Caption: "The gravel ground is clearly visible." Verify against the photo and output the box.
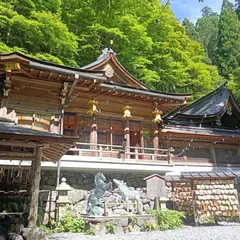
[49,225,240,240]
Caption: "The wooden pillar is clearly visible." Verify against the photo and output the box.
[124,119,130,159]
[110,118,113,151]
[140,123,144,157]
[210,144,217,165]
[153,123,159,155]
[1,77,11,108]
[90,114,97,154]
[28,147,42,228]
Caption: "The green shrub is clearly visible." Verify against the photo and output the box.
[86,228,96,235]
[198,214,215,225]
[143,221,157,232]
[40,225,53,234]
[106,221,115,234]
[59,214,86,233]
[150,209,185,231]
[128,216,137,226]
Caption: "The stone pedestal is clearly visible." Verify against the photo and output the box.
[56,178,73,220]
[159,197,168,211]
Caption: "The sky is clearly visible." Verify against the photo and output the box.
[162,0,235,23]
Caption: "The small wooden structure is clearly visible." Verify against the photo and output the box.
[144,174,167,210]
[166,171,240,225]
[0,117,77,228]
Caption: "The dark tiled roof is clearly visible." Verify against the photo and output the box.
[165,171,240,182]
[166,84,240,122]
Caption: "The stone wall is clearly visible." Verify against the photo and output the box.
[40,170,148,190]
[40,170,156,225]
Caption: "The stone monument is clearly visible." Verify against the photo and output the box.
[86,173,112,216]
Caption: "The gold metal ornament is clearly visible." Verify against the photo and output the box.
[122,106,132,120]
[87,100,99,116]
[152,110,163,123]
[5,63,21,72]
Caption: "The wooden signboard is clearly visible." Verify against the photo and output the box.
[144,174,167,198]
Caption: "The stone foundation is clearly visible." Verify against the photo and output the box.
[40,170,156,225]
[85,214,157,234]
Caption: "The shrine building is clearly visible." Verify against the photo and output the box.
[1,49,240,226]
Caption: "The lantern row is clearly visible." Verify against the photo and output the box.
[87,100,163,123]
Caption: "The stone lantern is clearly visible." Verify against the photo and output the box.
[56,177,73,204]
[56,178,73,220]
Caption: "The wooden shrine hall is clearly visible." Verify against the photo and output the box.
[162,84,240,167]
[2,48,240,229]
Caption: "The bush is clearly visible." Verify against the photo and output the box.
[106,221,115,234]
[86,228,96,235]
[59,214,86,233]
[143,221,157,231]
[150,209,185,231]
[198,214,215,225]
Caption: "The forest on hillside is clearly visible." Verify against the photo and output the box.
[0,0,239,101]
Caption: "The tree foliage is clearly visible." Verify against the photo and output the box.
[216,0,240,78]
[0,0,221,100]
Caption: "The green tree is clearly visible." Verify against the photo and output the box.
[217,0,240,77]
[0,0,220,99]
[195,7,219,64]
[182,18,199,42]
[0,1,78,65]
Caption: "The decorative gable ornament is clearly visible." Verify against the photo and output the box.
[103,64,114,78]
[87,100,99,116]
[152,110,163,123]
[122,106,132,120]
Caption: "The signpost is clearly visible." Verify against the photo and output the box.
[144,174,167,210]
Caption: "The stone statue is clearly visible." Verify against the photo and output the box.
[113,179,141,213]
[86,173,112,215]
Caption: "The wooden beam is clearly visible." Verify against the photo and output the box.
[0,156,35,161]
[0,151,34,157]
[19,68,36,78]
[11,76,63,87]
[0,140,38,148]
[67,74,79,98]
[8,104,60,114]
[47,72,52,80]
[10,92,60,106]
[56,74,62,81]
[28,147,42,228]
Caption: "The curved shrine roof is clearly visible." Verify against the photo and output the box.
[166,84,240,128]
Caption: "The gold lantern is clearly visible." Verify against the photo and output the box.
[122,106,132,120]
[87,100,99,115]
[152,110,163,123]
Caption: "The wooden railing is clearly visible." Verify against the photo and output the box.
[66,142,173,163]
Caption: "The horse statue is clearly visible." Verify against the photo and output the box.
[86,172,112,216]
[113,179,141,214]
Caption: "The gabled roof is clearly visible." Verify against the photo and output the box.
[165,171,239,182]
[0,51,191,112]
[81,48,148,89]
[0,52,106,81]
[166,84,240,128]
